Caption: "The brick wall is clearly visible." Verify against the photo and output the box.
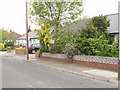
[15,50,26,55]
[41,53,118,71]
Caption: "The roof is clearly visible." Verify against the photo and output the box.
[63,13,119,34]
[9,30,22,40]
[64,19,90,34]
[18,30,39,40]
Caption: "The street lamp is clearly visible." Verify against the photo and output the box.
[26,0,29,60]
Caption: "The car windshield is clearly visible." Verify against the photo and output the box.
[35,44,40,47]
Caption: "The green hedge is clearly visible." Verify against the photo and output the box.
[15,48,26,51]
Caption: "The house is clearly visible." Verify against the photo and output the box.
[9,30,22,40]
[107,13,118,42]
[16,30,39,46]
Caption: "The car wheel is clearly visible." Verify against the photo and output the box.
[32,50,36,54]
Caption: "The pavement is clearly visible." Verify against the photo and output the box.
[2,51,118,85]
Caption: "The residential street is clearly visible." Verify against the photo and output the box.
[1,53,117,88]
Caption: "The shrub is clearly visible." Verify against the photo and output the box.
[1,48,7,51]
[74,36,111,57]
[19,43,23,47]
[4,40,15,48]
[49,42,64,54]
[109,42,118,57]
[64,43,75,61]
[0,43,5,50]
[38,46,49,56]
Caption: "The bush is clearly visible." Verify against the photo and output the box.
[0,43,5,50]
[49,43,64,54]
[64,43,75,61]
[38,46,49,56]
[4,40,15,48]
[109,42,118,57]
[1,48,7,51]
[19,43,23,47]
[74,36,112,57]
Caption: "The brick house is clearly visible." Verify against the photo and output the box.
[9,30,22,40]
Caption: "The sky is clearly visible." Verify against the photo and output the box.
[0,0,120,35]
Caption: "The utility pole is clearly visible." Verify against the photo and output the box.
[26,0,29,60]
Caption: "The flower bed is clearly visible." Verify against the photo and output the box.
[15,48,27,55]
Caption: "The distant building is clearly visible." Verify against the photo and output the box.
[9,30,22,40]
[16,30,39,46]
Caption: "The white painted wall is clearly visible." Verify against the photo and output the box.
[107,14,118,33]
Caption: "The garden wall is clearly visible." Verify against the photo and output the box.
[15,50,26,55]
[41,53,118,71]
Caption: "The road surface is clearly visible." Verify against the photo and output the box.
[1,52,117,88]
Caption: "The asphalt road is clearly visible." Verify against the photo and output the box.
[2,54,117,88]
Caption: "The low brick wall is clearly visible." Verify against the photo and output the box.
[15,50,26,55]
[41,53,118,71]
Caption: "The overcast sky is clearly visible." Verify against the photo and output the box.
[0,0,120,35]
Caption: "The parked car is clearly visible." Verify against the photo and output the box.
[28,43,40,54]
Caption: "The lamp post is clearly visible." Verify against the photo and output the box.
[26,0,29,60]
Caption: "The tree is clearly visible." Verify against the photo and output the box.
[92,15,111,43]
[30,1,83,28]
[0,28,9,43]
[35,19,53,54]
[79,24,98,38]
[92,15,110,35]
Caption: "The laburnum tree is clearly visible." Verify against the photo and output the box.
[35,19,53,54]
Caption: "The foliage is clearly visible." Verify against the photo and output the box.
[35,19,53,54]
[92,15,110,33]
[0,28,9,43]
[0,43,5,50]
[0,48,7,51]
[109,42,119,57]
[49,28,75,54]
[4,40,15,48]
[49,43,63,54]
[30,1,83,27]
[74,35,114,57]
[91,15,111,42]
[35,19,53,47]
[19,43,23,47]
[38,46,49,56]
[79,24,98,38]
[65,43,75,60]
[15,48,26,51]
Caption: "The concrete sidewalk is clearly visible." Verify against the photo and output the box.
[3,52,118,85]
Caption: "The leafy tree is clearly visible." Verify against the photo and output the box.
[49,27,75,54]
[0,28,9,43]
[92,15,110,33]
[35,19,53,54]
[79,24,98,38]
[30,1,83,28]
[109,41,119,57]
[91,15,111,41]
